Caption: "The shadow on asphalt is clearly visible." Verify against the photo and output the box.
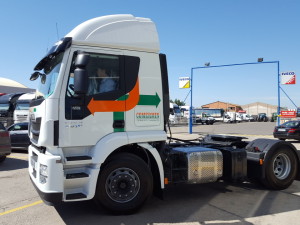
[0,157,28,171]
[54,181,300,225]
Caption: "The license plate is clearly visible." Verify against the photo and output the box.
[278,128,286,132]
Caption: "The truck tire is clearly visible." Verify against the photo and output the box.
[261,147,298,190]
[0,155,6,163]
[94,153,153,214]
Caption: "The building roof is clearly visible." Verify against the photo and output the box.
[0,77,27,88]
[241,102,278,108]
[202,101,241,108]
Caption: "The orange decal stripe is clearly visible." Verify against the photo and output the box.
[87,79,140,114]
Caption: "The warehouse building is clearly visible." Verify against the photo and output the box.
[241,102,279,117]
[201,101,281,118]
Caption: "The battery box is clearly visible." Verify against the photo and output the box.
[170,146,223,184]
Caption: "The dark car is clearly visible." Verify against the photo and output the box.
[0,122,11,162]
[257,113,268,122]
[273,120,300,141]
[7,122,30,150]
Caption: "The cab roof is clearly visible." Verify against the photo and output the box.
[66,14,160,53]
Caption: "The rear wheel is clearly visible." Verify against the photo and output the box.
[262,147,297,190]
[94,153,153,214]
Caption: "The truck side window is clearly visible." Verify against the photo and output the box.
[86,54,120,95]
[66,53,120,98]
[65,52,121,120]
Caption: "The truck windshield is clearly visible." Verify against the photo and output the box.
[36,52,64,99]
[174,107,181,114]
[15,102,30,110]
[0,103,9,111]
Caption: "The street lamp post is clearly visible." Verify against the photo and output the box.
[189,60,280,134]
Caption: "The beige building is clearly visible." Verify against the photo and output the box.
[201,101,281,117]
[241,102,279,117]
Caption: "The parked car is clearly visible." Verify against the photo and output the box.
[0,122,11,162]
[240,113,254,122]
[273,120,300,141]
[7,122,30,150]
[195,112,215,125]
[257,113,268,122]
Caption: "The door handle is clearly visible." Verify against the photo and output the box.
[113,120,125,129]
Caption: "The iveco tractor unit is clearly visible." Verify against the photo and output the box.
[0,93,24,127]
[28,15,300,213]
[13,92,36,123]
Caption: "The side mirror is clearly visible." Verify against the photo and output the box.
[74,53,90,94]
[75,52,90,67]
[30,72,42,81]
[41,74,46,84]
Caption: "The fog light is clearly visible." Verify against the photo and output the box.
[40,164,48,177]
[40,175,47,184]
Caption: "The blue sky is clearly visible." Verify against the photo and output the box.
[1,0,299,109]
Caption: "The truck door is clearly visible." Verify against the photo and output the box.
[61,48,126,147]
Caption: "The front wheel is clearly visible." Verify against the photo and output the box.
[262,147,298,190]
[94,153,153,214]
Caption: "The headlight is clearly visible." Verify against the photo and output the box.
[39,164,48,184]
[40,164,48,176]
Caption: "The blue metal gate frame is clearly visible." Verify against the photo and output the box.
[189,61,283,134]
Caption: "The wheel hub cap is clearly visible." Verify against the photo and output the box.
[105,167,140,203]
[273,153,291,180]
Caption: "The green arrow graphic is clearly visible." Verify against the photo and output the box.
[138,92,161,107]
[117,93,161,107]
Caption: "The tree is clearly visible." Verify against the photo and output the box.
[174,99,185,106]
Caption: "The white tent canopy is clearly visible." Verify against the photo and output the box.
[0,77,35,94]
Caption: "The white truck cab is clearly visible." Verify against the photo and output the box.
[224,112,242,123]
[13,92,35,123]
[28,15,169,212]
[169,103,182,124]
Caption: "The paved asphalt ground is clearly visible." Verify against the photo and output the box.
[170,121,276,137]
[1,122,300,225]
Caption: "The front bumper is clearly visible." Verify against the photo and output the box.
[28,145,64,204]
[273,133,300,140]
[30,176,63,205]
